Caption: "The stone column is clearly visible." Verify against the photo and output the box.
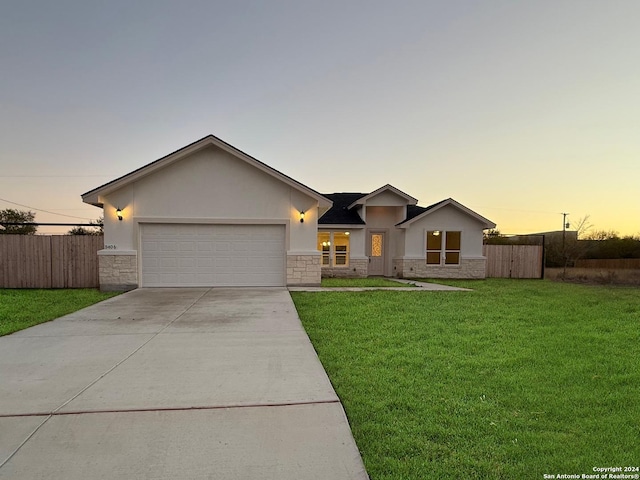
[98,250,138,291]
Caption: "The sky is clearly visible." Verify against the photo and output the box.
[1,0,638,236]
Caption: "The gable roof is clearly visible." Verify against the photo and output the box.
[318,193,367,225]
[81,134,332,208]
[347,184,418,209]
[398,198,496,229]
[403,200,447,222]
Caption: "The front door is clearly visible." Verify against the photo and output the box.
[368,232,385,276]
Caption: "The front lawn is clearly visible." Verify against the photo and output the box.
[0,289,118,336]
[291,279,640,479]
[321,278,409,287]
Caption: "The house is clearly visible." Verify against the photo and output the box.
[82,135,331,291]
[318,185,495,279]
[82,135,495,291]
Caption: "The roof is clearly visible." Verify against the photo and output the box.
[318,193,367,225]
[398,198,496,229]
[402,199,448,223]
[347,184,417,209]
[318,192,495,229]
[81,134,332,209]
[319,185,422,225]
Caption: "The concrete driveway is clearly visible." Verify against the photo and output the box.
[0,288,369,479]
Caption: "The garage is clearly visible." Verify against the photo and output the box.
[83,135,332,290]
[140,223,286,287]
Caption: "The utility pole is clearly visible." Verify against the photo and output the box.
[562,213,569,249]
[562,213,569,276]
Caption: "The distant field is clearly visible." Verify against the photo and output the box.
[292,279,640,480]
[546,267,640,285]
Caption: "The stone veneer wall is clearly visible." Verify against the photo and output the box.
[392,258,404,277]
[287,254,321,286]
[98,252,138,292]
[395,257,487,279]
[320,258,368,278]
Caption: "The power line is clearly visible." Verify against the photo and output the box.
[0,175,112,178]
[469,205,560,215]
[0,197,94,220]
[1,223,98,226]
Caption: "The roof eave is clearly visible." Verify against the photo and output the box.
[318,223,367,229]
[81,192,103,207]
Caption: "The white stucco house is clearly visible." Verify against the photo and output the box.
[319,186,497,279]
[82,135,495,291]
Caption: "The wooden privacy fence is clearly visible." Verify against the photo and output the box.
[483,244,544,279]
[0,235,103,288]
[575,258,640,269]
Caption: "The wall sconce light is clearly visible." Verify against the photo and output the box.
[432,230,440,236]
[116,207,123,221]
[299,211,305,223]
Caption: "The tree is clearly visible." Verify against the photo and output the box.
[582,233,640,259]
[90,216,104,235]
[583,230,619,241]
[0,209,37,235]
[67,217,104,236]
[544,215,592,269]
[571,215,593,240]
[560,215,592,274]
[483,229,513,245]
[484,228,502,239]
[67,226,92,235]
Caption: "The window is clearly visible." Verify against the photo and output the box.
[426,231,442,264]
[371,234,383,257]
[317,232,330,266]
[333,233,349,266]
[426,230,460,265]
[445,231,461,265]
[317,231,350,267]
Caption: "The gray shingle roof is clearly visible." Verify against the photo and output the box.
[398,199,449,225]
[319,193,449,226]
[318,193,367,225]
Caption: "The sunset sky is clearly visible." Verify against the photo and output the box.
[1,1,638,236]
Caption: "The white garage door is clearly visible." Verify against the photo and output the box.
[140,224,285,287]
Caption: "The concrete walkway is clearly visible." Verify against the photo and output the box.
[289,278,471,292]
[0,288,369,480]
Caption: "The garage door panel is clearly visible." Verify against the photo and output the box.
[197,242,212,252]
[141,224,285,287]
[215,243,231,253]
[159,242,177,252]
[178,242,194,251]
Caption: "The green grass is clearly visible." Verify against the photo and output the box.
[0,289,118,336]
[291,279,640,479]
[321,277,410,287]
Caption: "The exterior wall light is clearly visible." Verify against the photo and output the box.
[116,208,123,221]
[300,211,305,223]
[433,230,440,236]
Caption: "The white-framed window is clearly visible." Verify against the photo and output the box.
[426,230,461,265]
[317,231,350,267]
[318,232,331,266]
